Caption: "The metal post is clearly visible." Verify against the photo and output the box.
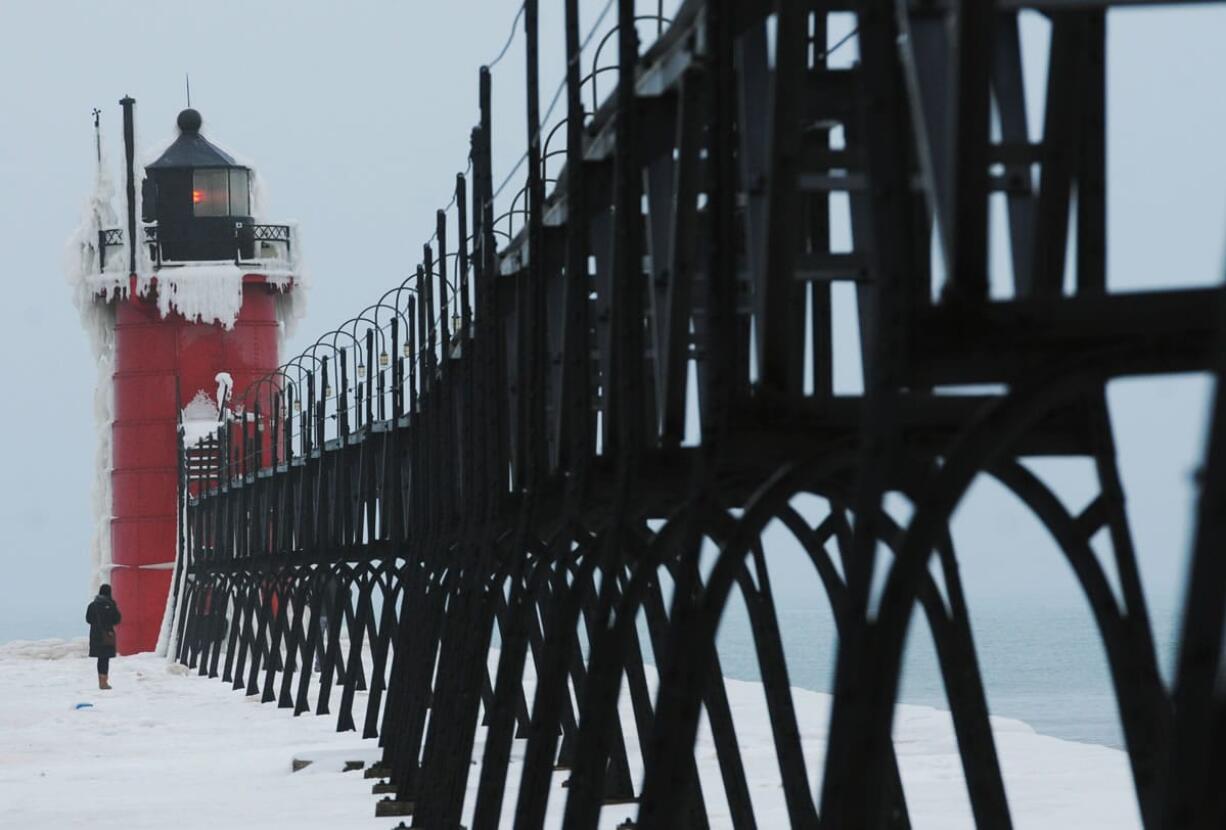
[119,96,138,277]
[92,107,102,164]
[437,211,450,348]
[457,175,471,335]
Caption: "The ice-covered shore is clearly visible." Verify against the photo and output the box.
[0,638,1140,828]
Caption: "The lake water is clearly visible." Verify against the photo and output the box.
[698,594,1182,750]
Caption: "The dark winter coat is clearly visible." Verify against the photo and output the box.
[86,594,122,658]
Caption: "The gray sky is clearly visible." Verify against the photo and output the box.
[0,1,1224,652]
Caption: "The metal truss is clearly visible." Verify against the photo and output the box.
[173,0,1226,827]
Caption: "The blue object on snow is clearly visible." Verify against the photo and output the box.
[74,702,94,710]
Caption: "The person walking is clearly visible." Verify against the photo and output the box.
[86,584,121,690]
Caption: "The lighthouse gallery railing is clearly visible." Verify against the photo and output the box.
[99,222,293,269]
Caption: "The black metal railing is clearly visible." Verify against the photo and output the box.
[97,222,292,270]
[170,1,1226,828]
[237,222,292,266]
[97,226,146,271]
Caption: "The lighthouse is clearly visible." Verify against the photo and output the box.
[76,100,300,654]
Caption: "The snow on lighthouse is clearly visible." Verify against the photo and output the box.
[68,98,305,655]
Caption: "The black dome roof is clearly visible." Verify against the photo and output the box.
[147,109,245,170]
[177,108,202,133]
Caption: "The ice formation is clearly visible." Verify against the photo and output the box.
[88,352,115,594]
[215,371,234,406]
[0,637,88,661]
[66,132,120,598]
[179,389,222,448]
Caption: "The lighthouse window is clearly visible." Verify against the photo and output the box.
[228,169,250,216]
[192,169,229,217]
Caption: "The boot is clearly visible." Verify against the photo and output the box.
[99,674,112,690]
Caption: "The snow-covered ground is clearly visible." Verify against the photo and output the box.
[0,638,1141,828]
[0,639,381,830]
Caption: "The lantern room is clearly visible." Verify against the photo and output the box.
[141,108,256,263]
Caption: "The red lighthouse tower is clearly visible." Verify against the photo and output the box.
[94,103,297,654]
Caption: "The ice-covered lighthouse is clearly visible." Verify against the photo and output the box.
[70,99,302,654]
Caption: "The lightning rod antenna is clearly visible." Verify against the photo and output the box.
[92,108,102,165]
[185,74,191,108]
